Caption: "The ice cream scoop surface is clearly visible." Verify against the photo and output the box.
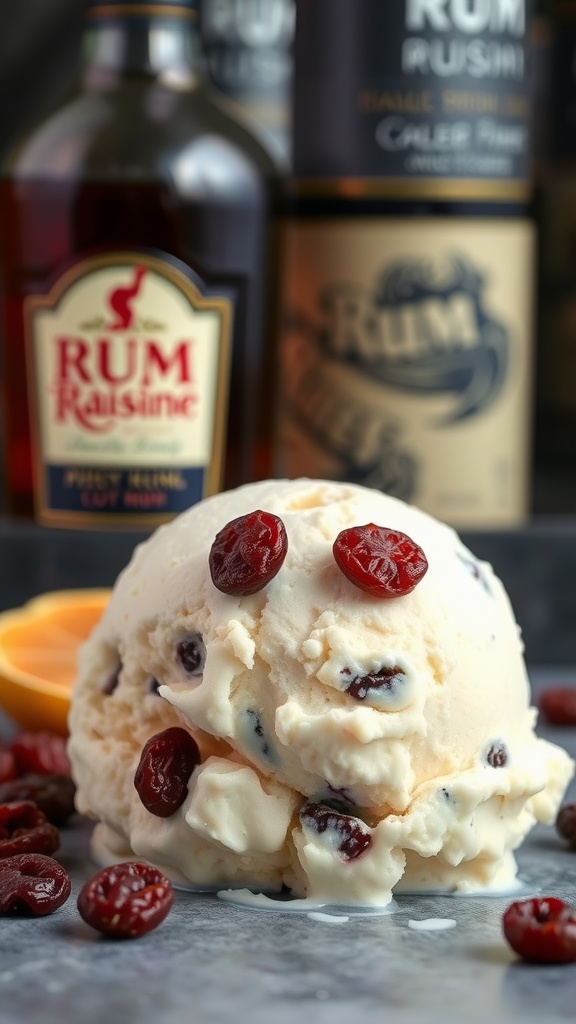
[68,479,574,906]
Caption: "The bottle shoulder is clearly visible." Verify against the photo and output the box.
[4,80,279,197]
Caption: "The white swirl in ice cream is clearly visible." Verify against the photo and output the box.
[68,479,574,906]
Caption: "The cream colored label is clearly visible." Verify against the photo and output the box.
[25,253,232,526]
[274,217,534,529]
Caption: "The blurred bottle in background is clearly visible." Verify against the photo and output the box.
[0,0,279,528]
[529,0,552,173]
[200,0,295,168]
[274,0,536,530]
[535,0,576,509]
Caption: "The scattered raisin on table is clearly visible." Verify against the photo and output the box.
[556,803,576,850]
[10,731,71,776]
[0,773,76,826]
[77,861,174,938]
[0,853,71,916]
[502,896,576,963]
[0,801,60,859]
[0,741,17,784]
[538,687,576,726]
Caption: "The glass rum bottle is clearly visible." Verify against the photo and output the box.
[274,0,535,529]
[0,0,279,527]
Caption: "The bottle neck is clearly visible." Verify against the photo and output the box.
[81,9,204,88]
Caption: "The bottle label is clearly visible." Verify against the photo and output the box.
[25,252,232,527]
[294,0,532,199]
[275,216,534,528]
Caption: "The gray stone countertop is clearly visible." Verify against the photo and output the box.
[0,671,575,1024]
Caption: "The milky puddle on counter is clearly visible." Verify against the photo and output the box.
[215,873,535,918]
[408,918,457,931]
[216,888,398,917]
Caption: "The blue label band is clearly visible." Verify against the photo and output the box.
[45,466,205,517]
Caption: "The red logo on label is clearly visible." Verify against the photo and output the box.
[48,263,199,433]
[107,265,147,330]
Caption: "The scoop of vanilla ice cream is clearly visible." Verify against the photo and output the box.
[68,478,574,905]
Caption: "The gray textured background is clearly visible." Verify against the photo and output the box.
[0,0,82,162]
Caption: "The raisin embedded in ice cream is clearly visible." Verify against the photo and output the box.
[68,479,574,906]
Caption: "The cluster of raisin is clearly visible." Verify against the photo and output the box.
[0,730,75,919]
[0,729,173,937]
[502,687,576,962]
[209,510,428,598]
[0,729,75,824]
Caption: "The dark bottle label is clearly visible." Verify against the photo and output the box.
[294,0,533,199]
[25,252,233,527]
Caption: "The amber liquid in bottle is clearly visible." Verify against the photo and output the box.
[0,2,279,525]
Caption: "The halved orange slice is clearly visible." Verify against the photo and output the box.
[0,589,110,735]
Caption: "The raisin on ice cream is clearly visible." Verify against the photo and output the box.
[68,479,574,906]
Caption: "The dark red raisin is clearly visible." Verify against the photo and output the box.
[556,803,576,850]
[0,742,17,784]
[486,742,508,767]
[502,896,576,963]
[176,633,206,675]
[10,731,71,776]
[538,688,576,726]
[77,861,173,938]
[209,510,288,596]
[0,801,60,859]
[333,524,428,598]
[0,774,76,827]
[134,727,201,817]
[300,802,372,861]
[0,853,71,916]
[344,665,405,702]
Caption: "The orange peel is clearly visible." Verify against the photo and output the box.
[0,589,110,735]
